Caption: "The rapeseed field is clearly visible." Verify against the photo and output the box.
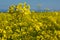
[0,2,60,40]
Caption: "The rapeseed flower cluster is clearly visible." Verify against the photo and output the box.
[8,2,31,15]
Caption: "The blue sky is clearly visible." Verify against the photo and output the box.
[0,0,60,11]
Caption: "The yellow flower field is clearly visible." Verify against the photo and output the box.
[0,2,60,40]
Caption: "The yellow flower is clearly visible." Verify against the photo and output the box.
[37,36,40,39]
[15,29,20,33]
[3,30,6,34]
[29,26,33,31]
[0,29,3,33]
[3,34,7,38]
[1,37,5,40]
[38,22,43,26]
[56,31,60,34]
[34,24,40,31]
[55,12,58,15]
[22,31,26,35]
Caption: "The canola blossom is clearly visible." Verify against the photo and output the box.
[0,2,60,40]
